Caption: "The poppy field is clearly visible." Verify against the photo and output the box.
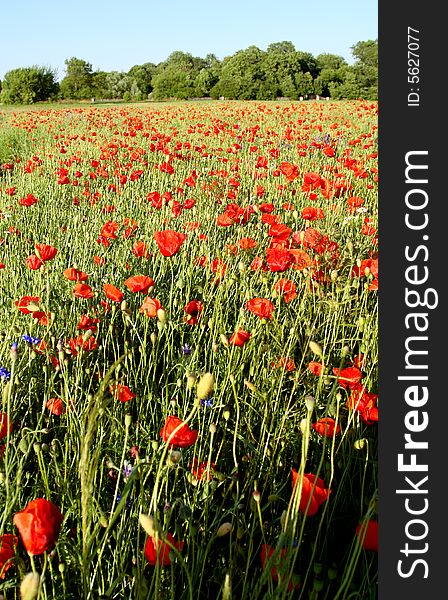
[0,99,378,599]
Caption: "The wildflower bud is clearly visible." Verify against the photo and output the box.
[222,572,232,600]
[313,579,325,592]
[209,423,217,434]
[150,332,157,345]
[186,373,196,390]
[208,318,214,329]
[196,372,215,401]
[223,406,231,421]
[253,204,260,213]
[58,563,65,574]
[167,450,182,465]
[244,379,257,392]
[313,562,323,575]
[356,258,362,268]
[151,440,159,451]
[341,345,350,357]
[354,438,368,450]
[252,490,261,503]
[220,334,229,347]
[309,341,323,358]
[229,373,236,385]
[212,342,219,353]
[364,266,371,277]
[216,522,233,537]
[280,510,287,528]
[157,308,166,323]
[300,418,309,434]
[10,341,18,362]
[139,514,158,537]
[125,414,133,429]
[330,270,338,281]
[82,329,93,343]
[292,210,299,220]
[305,395,315,412]
[20,572,40,600]
[121,300,127,312]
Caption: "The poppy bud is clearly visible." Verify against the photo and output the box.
[216,522,232,537]
[196,373,215,401]
[220,334,229,347]
[150,333,157,345]
[186,373,196,390]
[331,270,338,281]
[244,379,257,392]
[223,406,231,421]
[309,341,323,358]
[139,514,158,537]
[212,343,219,353]
[157,308,166,323]
[20,572,40,600]
[305,395,315,411]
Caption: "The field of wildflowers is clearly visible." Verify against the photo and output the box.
[0,99,378,599]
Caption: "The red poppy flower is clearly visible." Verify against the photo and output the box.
[77,314,99,331]
[160,416,198,448]
[245,298,275,320]
[271,356,296,371]
[347,385,378,425]
[333,366,363,389]
[237,237,258,250]
[109,383,136,403]
[302,207,325,221]
[63,268,88,282]
[124,275,154,294]
[260,544,300,591]
[312,417,341,437]
[35,244,58,261]
[103,284,124,303]
[144,532,184,566]
[279,161,299,183]
[308,361,325,376]
[291,470,330,516]
[229,328,251,347]
[73,283,94,299]
[46,398,66,416]
[268,223,292,241]
[154,230,186,257]
[100,221,119,239]
[0,413,13,439]
[132,241,150,259]
[190,457,216,481]
[19,194,38,207]
[15,296,41,314]
[26,255,43,270]
[0,534,17,579]
[273,278,297,303]
[68,335,98,356]
[139,297,162,318]
[13,498,64,555]
[356,519,378,552]
[184,300,203,325]
[265,248,291,272]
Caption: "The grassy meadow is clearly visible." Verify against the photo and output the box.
[0,99,378,599]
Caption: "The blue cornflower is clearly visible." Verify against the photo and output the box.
[22,334,41,345]
[182,343,192,356]
[0,367,11,380]
[200,398,213,408]
[122,460,134,479]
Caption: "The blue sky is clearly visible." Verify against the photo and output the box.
[0,0,377,81]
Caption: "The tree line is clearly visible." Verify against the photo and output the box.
[0,40,377,105]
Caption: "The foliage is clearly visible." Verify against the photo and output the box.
[0,66,59,105]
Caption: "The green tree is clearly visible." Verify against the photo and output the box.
[210,46,274,100]
[0,66,58,104]
[128,63,156,98]
[59,57,94,99]
[350,40,378,100]
[151,51,206,100]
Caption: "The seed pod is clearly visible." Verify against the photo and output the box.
[216,522,233,537]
